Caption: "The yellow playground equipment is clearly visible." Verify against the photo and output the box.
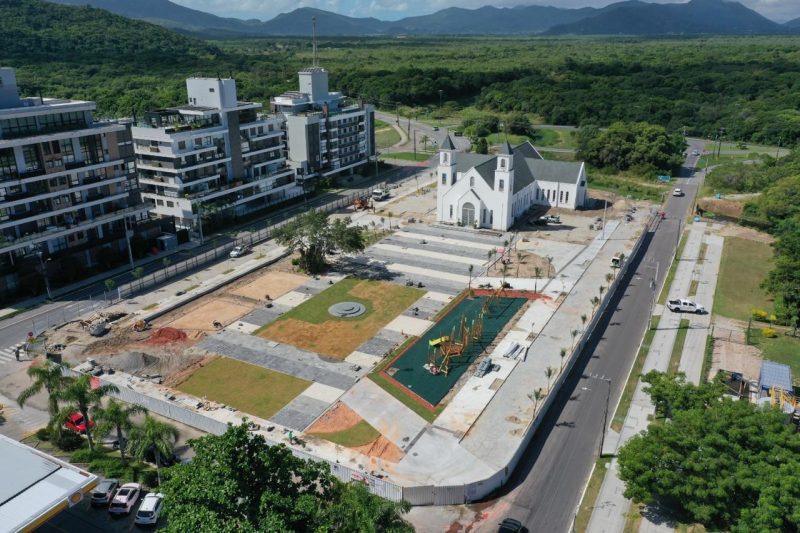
[427,312,486,376]
[770,386,799,411]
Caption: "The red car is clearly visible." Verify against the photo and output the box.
[64,412,94,433]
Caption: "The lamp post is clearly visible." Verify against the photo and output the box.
[588,374,612,457]
[36,245,52,300]
[123,217,135,270]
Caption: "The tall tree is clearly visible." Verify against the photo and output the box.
[275,210,366,274]
[17,359,69,417]
[55,374,119,452]
[159,422,412,532]
[128,415,179,485]
[94,399,147,461]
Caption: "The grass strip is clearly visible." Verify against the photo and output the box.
[667,319,691,376]
[309,420,380,448]
[700,335,715,383]
[574,456,612,533]
[657,231,689,305]
[611,315,660,432]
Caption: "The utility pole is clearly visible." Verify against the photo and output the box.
[36,246,52,300]
[601,199,608,239]
[197,202,204,244]
[123,217,135,270]
[589,374,612,457]
[413,130,417,161]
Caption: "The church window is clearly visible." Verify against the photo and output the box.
[498,179,504,192]
[489,210,494,224]
[449,205,453,217]
[500,159,505,169]
[559,190,564,203]
[469,176,474,187]
[565,191,569,203]
[441,173,447,185]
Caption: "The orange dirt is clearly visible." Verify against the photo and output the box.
[352,435,404,463]
[306,402,362,433]
[229,271,308,301]
[145,327,188,345]
[698,197,745,219]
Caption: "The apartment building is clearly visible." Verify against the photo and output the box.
[271,66,375,181]
[0,68,153,299]
[132,78,299,230]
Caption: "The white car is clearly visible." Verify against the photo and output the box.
[90,478,119,506]
[673,188,684,197]
[134,492,164,525]
[229,245,248,258]
[691,149,699,156]
[108,483,141,515]
[667,298,705,314]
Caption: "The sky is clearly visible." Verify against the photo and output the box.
[170,0,800,23]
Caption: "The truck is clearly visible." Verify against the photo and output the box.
[372,188,389,201]
[667,298,706,314]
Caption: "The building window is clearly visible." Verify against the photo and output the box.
[469,176,474,187]
[500,158,505,169]
[489,210,493,224]
[535,189,539,200]
[166,201,174,208]
[559,190,563,203]
[449,205,453,217]
[441,173,447,185]
[565,191,569,203]
[178,141,186,150]
[209,88,215,93]
[580,180,586,187]
[498,179,504,192]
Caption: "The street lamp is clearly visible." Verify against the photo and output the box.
[123,216,135,270]
[588,374,612,456]
[36,245,52,300]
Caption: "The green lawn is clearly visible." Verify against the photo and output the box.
[575,457,612,532]
[310,420,380,447]
[176,357,311,420]
[749,329,800,378]
[374,118,391,129]
[703,141,776,153]
[698,152,763,169]
[589,174,669,203]
[375,127,401,149]
[540,150,577,162]
[380,151,433,162]
[486,132,532,145]
[668,319,691,375]
[714,237,774,320]
[536,128,577,149]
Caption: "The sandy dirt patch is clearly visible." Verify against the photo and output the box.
[306,401,362,433]
[229,271,308,301]
[351,435,404,463]
[717,224,774,244]
[709,317,763,381]
[162,298,254,334]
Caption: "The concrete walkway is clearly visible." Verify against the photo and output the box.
[587,222,705,533]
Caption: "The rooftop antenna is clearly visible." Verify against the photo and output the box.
[312,16,318,68]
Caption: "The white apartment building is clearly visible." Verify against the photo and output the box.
[272,67,375,181]
[133,78,300,229]
[436,137,588,231]
[0,67,152,300]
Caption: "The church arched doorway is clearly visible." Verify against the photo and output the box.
[461,202,476,226]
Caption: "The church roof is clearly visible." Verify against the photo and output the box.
[451,141,582,193]
[441,134,456,150]
[499,139,513,155]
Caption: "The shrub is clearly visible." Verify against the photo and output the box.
[762,327,778,339]
[752,308,769,321]
[140,469,159,488]
[54,430,84,451]
[768,314,778,323]
[35,428,50,441]
[70,448,102,463]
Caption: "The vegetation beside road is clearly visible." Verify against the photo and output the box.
[713,237,774,320]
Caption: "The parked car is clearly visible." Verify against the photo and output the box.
[432,126,440,131]
[498,518,524,532]
[90,478,119,506]
[667,298,706,314]
[134,492,164,525]
[454,131,464,137]
[673,188,684,197]
[108,483,141,515]
[691,149,700,156]
[64,412,94,433]
[539,214,561,224]
[229,245,249,258]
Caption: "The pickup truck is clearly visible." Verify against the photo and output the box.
[667,298,705,314]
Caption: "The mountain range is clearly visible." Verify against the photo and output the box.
[47,0,799,37]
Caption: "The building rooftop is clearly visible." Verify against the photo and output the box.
[759,360,793,393]
[0,433,97,531]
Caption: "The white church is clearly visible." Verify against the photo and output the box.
[436,136,589,231]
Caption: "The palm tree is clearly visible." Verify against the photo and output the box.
[128,415,179,485]
[17,359,69,417]
[546,255,554,277]
[559,348,568,372]
[501,262,510,287]
[468,264,474,292]
[534,266,542,293]
[56,374,119,452]
[606,272,614,285]
[515,251,526,278]
[527,388,544,415]
[590,296,600,317]
[571,329,580,349]
[581,314,588,331]
[420,134,429,152]
[94,399,147,461]
[545,366,556,391]
[599,286,606,299]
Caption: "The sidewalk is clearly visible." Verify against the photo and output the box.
[586,222,705,533]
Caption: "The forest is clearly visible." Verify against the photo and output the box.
[4,1,800,145]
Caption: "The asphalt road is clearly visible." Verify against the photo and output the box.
[0,164,420,352]
[494,141,705,532]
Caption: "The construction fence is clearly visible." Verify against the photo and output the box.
[117,184,384,300]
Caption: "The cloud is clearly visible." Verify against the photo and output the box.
[171,0,800,23]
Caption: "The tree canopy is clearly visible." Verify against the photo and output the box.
[274,210,365,274]
[618,372,800,532]
[577,122,686,174]
[159,422,412,532]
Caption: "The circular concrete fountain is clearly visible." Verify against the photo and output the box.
[328,301,367,318]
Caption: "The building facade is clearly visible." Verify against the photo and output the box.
[272,67,375,182]
[0,67,152,299]
[436,137,588,231]
[133,78,300,230]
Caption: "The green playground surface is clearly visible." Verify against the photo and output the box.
[385,295,527,407]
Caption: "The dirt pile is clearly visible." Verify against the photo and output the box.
[145,327,188,345]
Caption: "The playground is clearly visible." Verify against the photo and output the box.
[255,277,424,359]
[381,290,529,408]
